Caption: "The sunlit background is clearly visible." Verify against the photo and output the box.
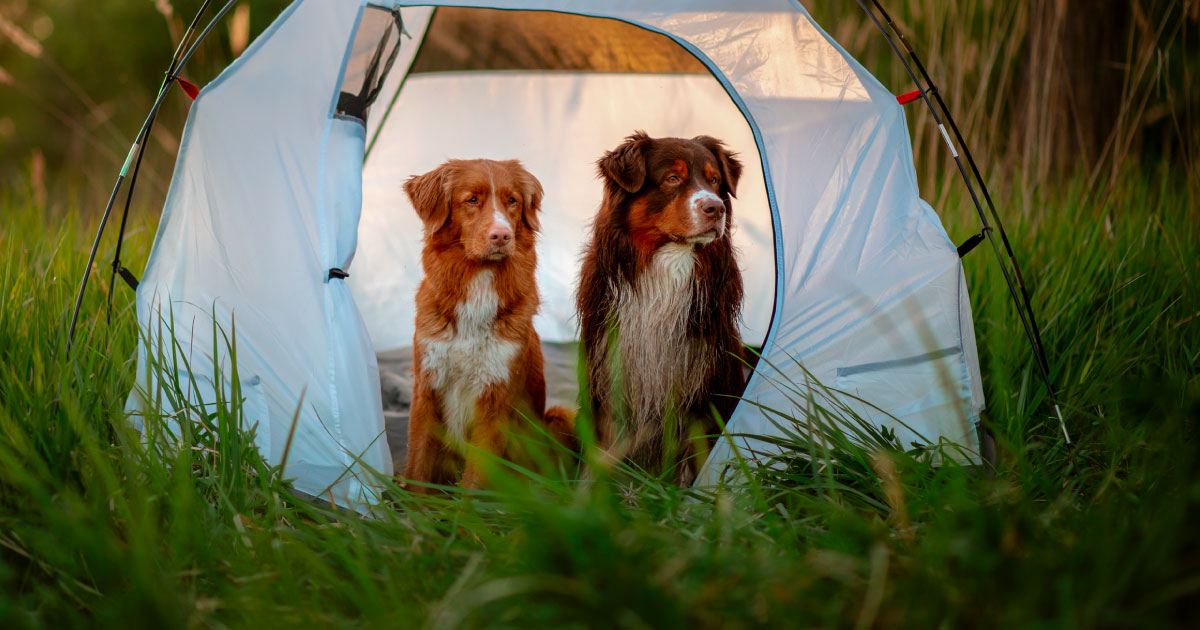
[1,1,1196,213]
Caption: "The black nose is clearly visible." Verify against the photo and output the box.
[701,199,725,216]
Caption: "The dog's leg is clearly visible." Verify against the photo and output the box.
[673,413,712,487]
[404,381,442,494]
[460,386,509,490]
[580,343,628,475]
[579,328,618,449]
[522,332,548,416]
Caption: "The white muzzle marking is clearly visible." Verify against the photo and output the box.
[491,206,512,231]
[686,188,724,244]
[488,166,512,231]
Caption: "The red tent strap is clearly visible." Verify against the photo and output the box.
[175,76,200,100]
[896,89,922,105]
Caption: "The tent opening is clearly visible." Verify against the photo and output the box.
[344,8,779,469]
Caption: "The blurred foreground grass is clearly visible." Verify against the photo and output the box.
[0,156,1197,627]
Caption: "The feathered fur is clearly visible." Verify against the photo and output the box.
[404,159,575,491]
[577,132,746,484]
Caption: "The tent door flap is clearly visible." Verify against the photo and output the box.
[335,7,406,124]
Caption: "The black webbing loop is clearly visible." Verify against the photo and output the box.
[115,265,140,290]
[957,230,988,258]
[328,268,349,281]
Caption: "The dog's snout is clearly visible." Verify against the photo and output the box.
[700,199,725,216]
[488,225,512,244]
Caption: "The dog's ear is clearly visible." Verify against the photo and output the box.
[597,131,650,194]
[404,164,452,231]
[510,161,544,233]
[693,135,743,200]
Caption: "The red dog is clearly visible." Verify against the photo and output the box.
[404,159,573,491]
[577,132,745,484]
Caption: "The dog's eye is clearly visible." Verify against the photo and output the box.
[507,196,518,205]
[709,177,720,186]
[467,196,478,204]
[666,175,680,184]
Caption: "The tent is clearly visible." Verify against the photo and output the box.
[72,0,1061,510]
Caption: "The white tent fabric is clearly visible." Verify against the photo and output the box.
[127,0,402,507]
[127,0,986,508]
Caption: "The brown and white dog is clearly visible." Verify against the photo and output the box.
[577,132,746,485]
[404,159,573,491]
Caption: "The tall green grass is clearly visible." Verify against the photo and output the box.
[1,152,1197,627]
[2,2,1199,624]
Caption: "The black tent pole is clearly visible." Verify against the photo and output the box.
[106,0,219,318]
[865,0,1056,391]
[855,0,1069,444]
[65,0,239,356]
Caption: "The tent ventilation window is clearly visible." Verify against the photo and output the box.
[335,7,405,124]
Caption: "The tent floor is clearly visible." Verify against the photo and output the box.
[377,342,581,475]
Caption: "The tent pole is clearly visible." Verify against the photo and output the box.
[107,0,218,317]
[865,0,1056,387]
[855,0,1069,444]
[65,0,240,357]
[67,174,127,355]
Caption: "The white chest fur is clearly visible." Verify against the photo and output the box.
[420,270,518,444]
[611,243,713,435]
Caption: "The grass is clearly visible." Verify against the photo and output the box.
[0,151,1197,628]
[2,2,1198,624]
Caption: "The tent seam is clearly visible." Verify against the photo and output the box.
[315,1,371,490]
